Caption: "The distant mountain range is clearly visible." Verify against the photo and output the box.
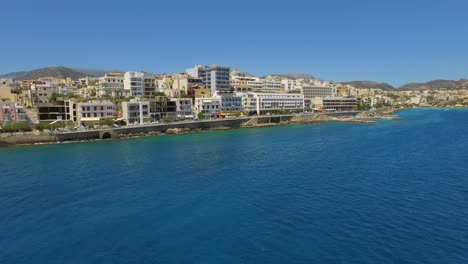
[0,66,117,80]
[341,79,468,90]
[341,81,396,91]
[269,73,315,80]
[1,67,467,91]
[397,79,468,90]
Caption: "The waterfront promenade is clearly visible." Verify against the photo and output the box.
[0,111,368,147]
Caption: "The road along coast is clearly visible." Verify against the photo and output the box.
[0,112,382,147]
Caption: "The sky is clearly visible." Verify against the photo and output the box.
[1,0,467,87]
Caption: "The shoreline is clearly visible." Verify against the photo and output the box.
[0,111,386,148]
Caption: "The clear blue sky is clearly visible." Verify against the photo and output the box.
[1,0,467,87]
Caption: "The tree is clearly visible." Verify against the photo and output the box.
[1,122,33,133]
[197,112,205,120]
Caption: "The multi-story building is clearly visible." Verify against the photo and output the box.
[194,97,221,117]
[98,72,124,96]
[77,100,116,124]
[172,73,203,92]
[28,80,55,106]
[0,102,28,123]
[230,75,263,92]
[170,98,193,118]
[149,96,176,120]
[187,86,211,104]
[214,92,243,113]
[312,96,357,111]
[281,79,297,92]
[260,78,284,93]
[301,85,337,99]
[122,99,149,124]
[36,99,77,122]
[186,65,231,95]
[241,92,304,115]
[143,74,156,97]
[124,72,145,97]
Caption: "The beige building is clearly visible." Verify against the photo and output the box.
[0,85,18,101]
[77,100,116,124]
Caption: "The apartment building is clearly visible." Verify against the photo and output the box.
[186,65,231,95]
[124,72,147,97]
[0,102,28,123]
[77,100,116,123]
[122,99,150,124]
[301,85,337,99]
[242,92,304,115]
[170,98,193,118]
[194,97,221,117]
[98,72,124,96]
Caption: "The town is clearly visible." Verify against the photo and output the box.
[1,65,468,133]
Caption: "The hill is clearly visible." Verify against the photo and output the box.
[341,81,395,90]
[268,73,315,80]
[0,66,113,80]
[0,71,29,79]
[14,66,89,80]
[398,79,468,90]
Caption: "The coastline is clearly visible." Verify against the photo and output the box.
[0,112,382,148]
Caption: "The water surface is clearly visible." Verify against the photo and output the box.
[1,109,467,263]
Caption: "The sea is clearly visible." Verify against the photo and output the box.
[1,108,467,263]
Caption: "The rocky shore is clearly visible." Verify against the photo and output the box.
[0,112,384,147]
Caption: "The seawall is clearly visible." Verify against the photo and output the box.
[0,112,373,147]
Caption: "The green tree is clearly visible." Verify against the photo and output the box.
[197,112,205,120]
[1,122,33,133]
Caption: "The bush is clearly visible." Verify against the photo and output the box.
[35,122,61,131]
[99,118,115,126]
[197,112,205,120]
[1,122,32,133]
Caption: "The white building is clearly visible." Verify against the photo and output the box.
[122,99,150,124]
[170,98,193,118]
[77,100,116,124]
[124,72,147,97]
[214,92,243,112]
[230,75,263,92]
[194,97,221,117]
[98,73,124,96]
[281,79,297,92]
[300,85,337,99]
[241,92,304,115]
[186,65,231,95]
[260,78,284,93]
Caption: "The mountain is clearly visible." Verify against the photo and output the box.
[12,66,88,80]
[268,73,315,80]
[0,66,115,80]
[71,68,109,77]
[341,81,395,90]
[398,79,468,90]
[0,71,29,79]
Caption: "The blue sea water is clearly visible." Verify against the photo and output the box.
[1,108,468,263]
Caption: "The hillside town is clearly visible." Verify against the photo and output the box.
[1,65,468,132]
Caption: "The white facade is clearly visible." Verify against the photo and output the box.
[230,75,263,92]
[194,97,221,117]
[242,92,304,114]
[260,78,284,93]
[170,98,193,117]
[186,65,231,95]
[124,72,144,97]
[300,85,337,99]
[77,100,116,124]
[214,92,243,112]
[122,99,150,124]
[98,73,124,96]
